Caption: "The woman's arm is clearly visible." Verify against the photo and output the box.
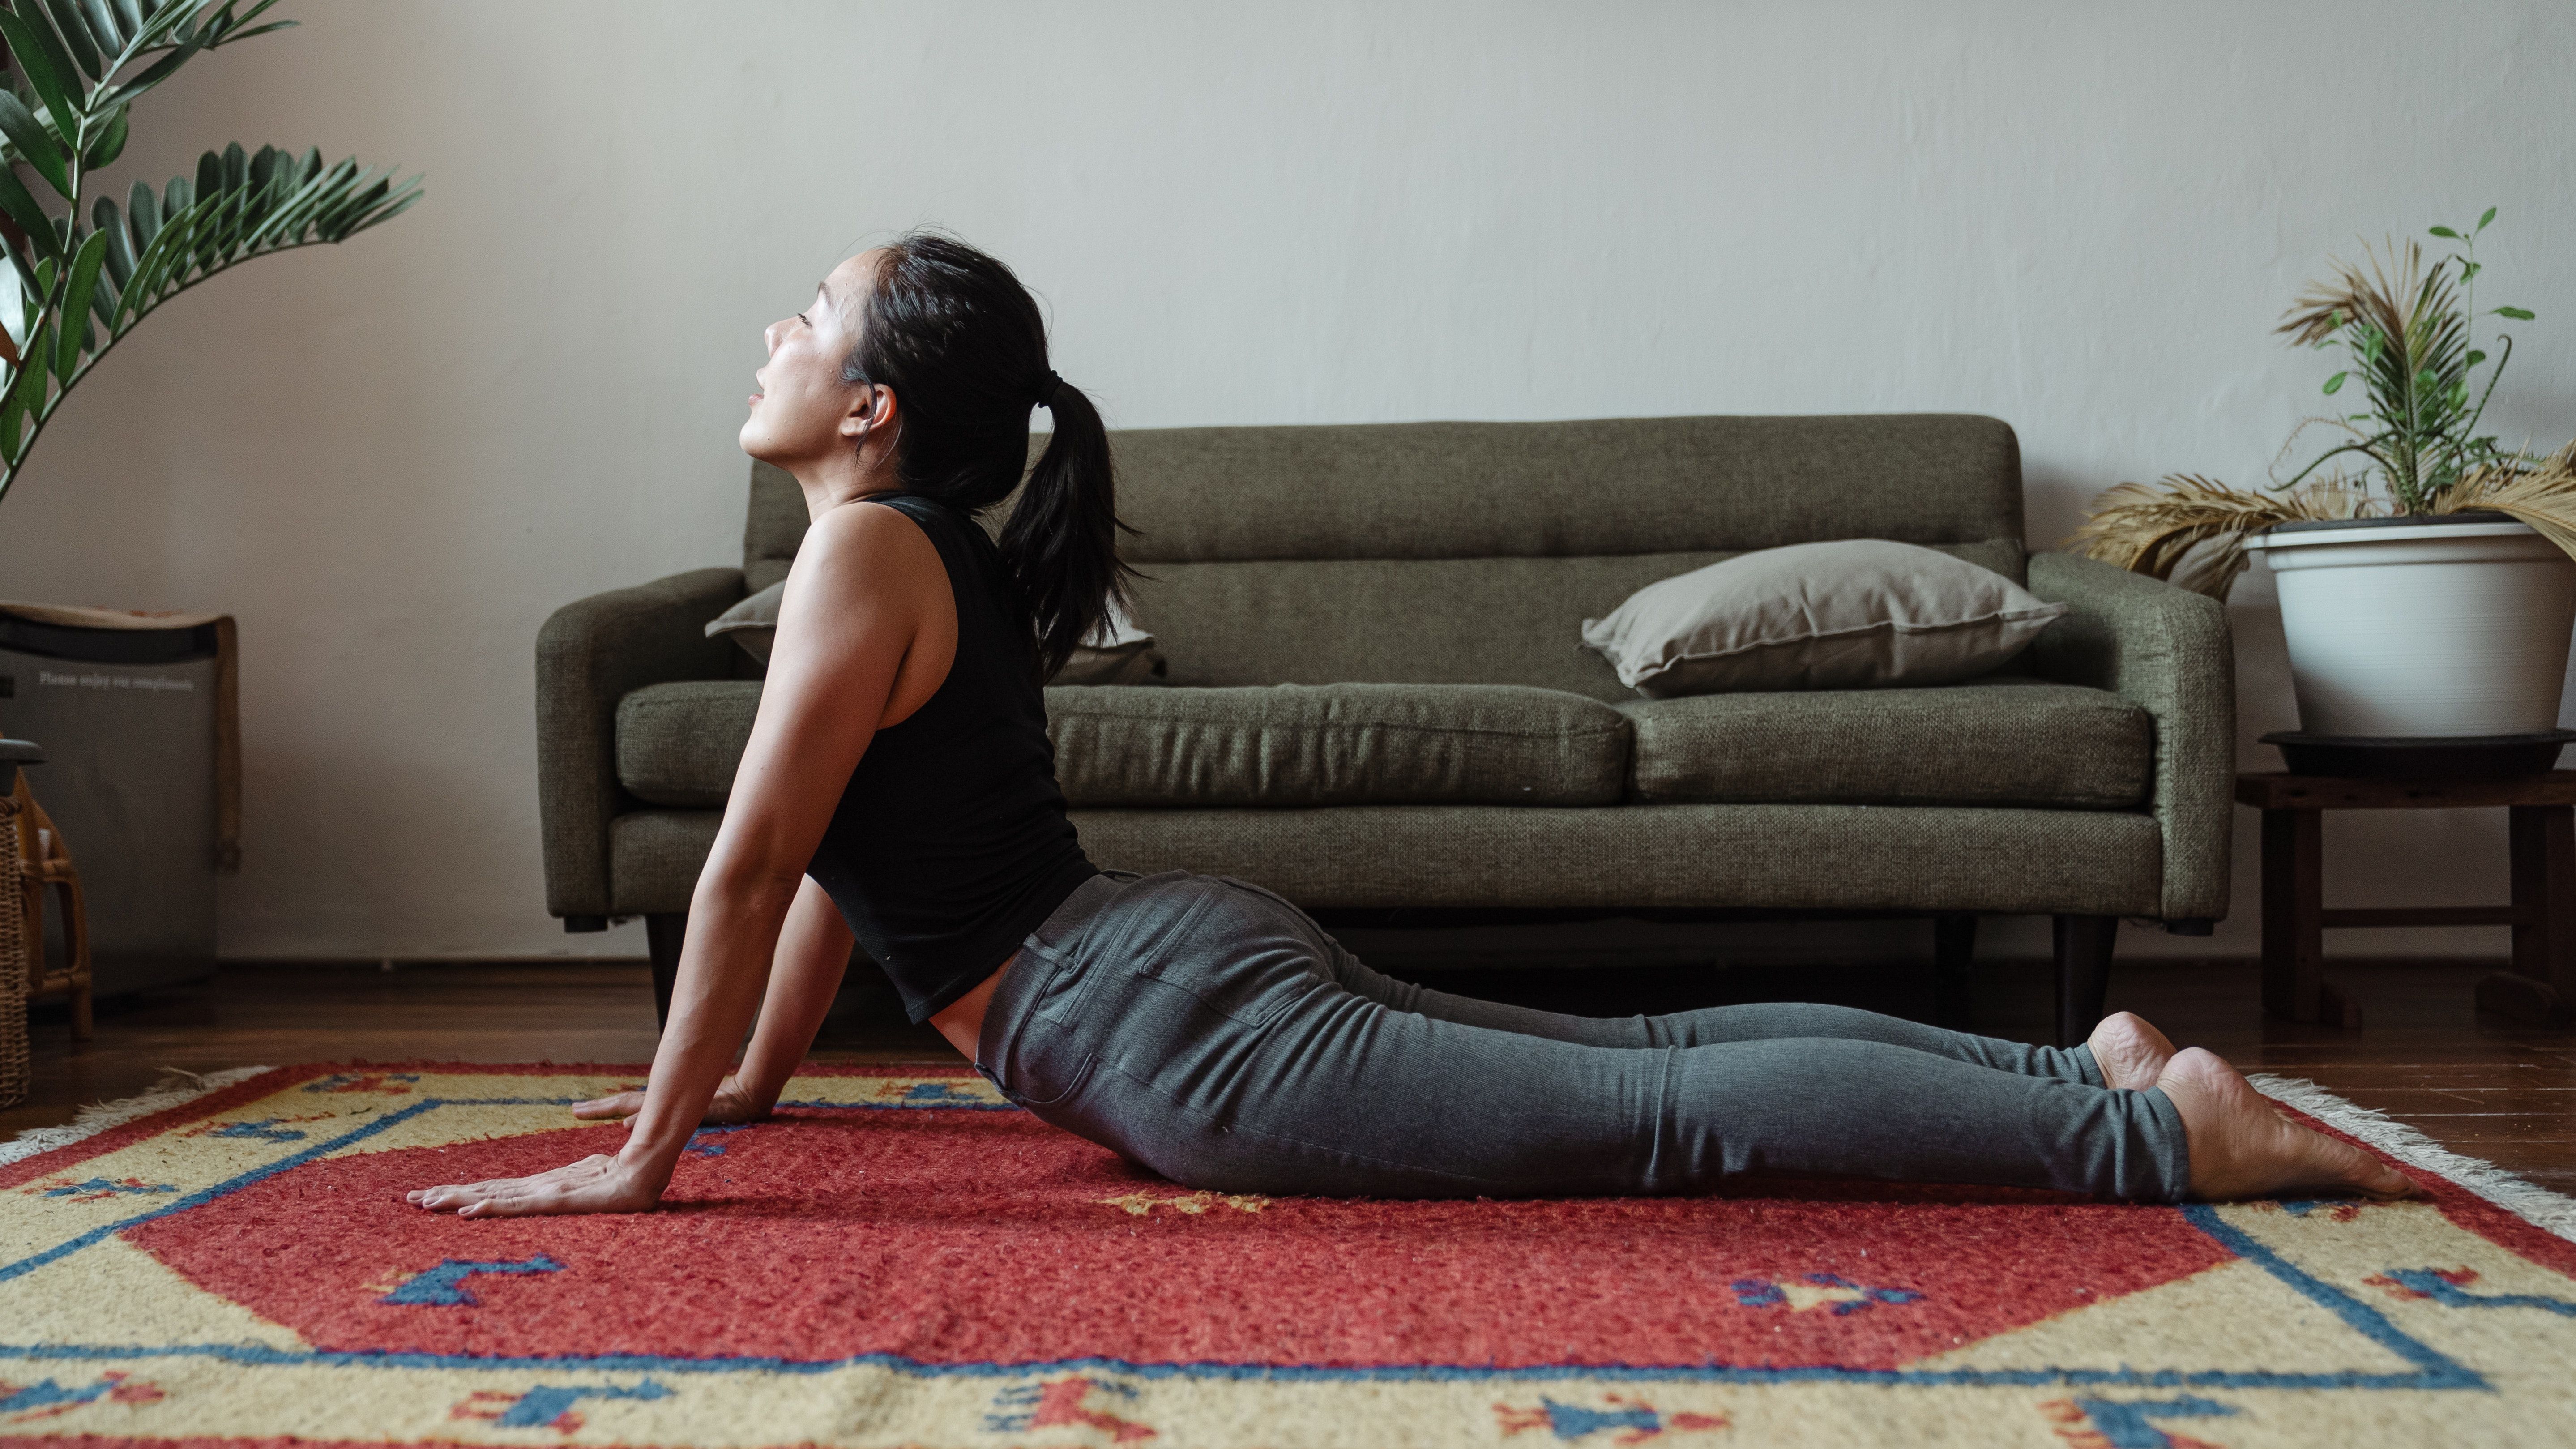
[733,876,857,1106]
[408,503,952,1216]
[569,876,854,1125]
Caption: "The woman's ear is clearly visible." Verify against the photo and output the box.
[842,385,899,463]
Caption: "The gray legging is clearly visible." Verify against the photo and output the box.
[975,871,2190,1201]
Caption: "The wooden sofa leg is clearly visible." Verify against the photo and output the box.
[645,913,686,1029]
[2053,915,2118,1048]
[1932,914,1977,1028]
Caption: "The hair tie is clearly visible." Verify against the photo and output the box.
[1034,369,1064,408]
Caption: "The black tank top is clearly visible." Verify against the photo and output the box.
[802,493,1097,1022]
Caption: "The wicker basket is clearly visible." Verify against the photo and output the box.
[0,794,27,1111]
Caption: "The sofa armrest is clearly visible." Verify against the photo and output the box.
[536,567,746,920]
[2024,552,2234,922]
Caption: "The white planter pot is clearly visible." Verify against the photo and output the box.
[2243,516,2576,738]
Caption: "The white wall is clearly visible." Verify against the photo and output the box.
[0,0,2567,962]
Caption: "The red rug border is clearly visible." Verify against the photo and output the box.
[0,1061,979,1187]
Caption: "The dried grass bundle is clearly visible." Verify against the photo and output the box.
[2445,440,2576,559]
[2066,475,2363,599]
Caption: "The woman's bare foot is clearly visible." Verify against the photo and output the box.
[2088,1011,2176,1090]
[2155,1048,2417,1201]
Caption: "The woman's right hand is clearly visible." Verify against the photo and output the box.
[571,1073,772,1126]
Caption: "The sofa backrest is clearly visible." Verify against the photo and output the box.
[744,413,2025,701]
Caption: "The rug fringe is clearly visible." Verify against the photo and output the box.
[0,1065,275,1168]
[2251,1072,2576,1245]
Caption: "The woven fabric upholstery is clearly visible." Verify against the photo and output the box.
[744,460,803,594]
[1132,541,2023,700]
[1621,678,2153,809]
[601,803,2162,919]
[1107,415,2023,562]
[535,568,745,918]
[1047,684,1631,808]
[609,681,1634,810]
[2025,553,2235,921]
[608,810,721,915]
[616,681,761,808]
[1068,804,2163,916]
[745,416,2022,566]
[543,421,2228,929]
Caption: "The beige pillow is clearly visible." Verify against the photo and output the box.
[1579,539,2066,697]
[706,582,1166,685]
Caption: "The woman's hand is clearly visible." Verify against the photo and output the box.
[568,1073,772,1126]
[406,1153,665,1217]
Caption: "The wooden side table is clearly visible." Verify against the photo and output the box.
[2235,771,2576,1028]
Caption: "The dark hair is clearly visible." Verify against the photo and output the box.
[840,231,1135,680]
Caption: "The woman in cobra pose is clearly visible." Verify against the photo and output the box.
[411,233,2409,1218]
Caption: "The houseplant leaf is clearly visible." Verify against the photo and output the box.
[0,89,74,199]
[0,165,63,261]
[0,8,85,129]
[51,226,103,375]
[35,0,106,80]
[81,102,125,168]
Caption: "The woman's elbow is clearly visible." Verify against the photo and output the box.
[692,850,808,919]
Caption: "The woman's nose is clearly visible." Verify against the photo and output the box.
[763,319,783,354]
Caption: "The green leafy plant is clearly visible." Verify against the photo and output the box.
[2276,208,2535,514]
[2072,209,2574,596]
[0,0,421,507]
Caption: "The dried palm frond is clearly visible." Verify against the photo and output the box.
[2446,440,2576,562]
[2065,474,2360,600]
[2277,239,2424,347]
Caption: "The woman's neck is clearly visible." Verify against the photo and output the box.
[787,453,904,522]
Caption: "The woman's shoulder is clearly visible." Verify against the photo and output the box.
[792,496,950,599]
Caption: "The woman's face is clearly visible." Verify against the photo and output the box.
[739,251,886,468]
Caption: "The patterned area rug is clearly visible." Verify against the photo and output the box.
[0,1063,2571,1449]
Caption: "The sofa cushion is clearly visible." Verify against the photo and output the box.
[1621,677,2153,808]
[1579,539,2066,697]
[617,680,760,808]
[1047,684,1631,807]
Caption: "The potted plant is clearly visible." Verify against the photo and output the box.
[0,0,422,501]
[0,0,423,1061]
[2072,211,2576,776]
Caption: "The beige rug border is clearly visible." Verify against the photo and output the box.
[2,1066,2568,1245]
[2252,1071,2576,1244]
[0,1065,276,1168]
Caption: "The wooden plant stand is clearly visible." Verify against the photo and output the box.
[2235,771,2576,1029]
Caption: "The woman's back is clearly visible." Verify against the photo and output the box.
[802,493,1095,1024]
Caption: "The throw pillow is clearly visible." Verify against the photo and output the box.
[706,583,1167,684]
[1578,539,2067,697]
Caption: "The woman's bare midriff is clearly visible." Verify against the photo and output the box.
[928,952,1019,1063]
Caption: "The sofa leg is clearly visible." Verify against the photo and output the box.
[1932,914,1977,1028]
[645,913,686,1029]
[2053,915,2118,1048]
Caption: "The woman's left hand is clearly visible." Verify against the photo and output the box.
[406,1153,666,1217]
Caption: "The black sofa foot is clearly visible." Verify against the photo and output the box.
[1932,914,1977,1028]
[645,912,686,1028]
[2053,915,2117,1048]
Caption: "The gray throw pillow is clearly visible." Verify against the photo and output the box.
[1578,539,2066,697]
[706,582,1166,685]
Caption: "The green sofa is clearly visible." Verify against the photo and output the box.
[537,414,2232,1043]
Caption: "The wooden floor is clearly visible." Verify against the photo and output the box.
[4,953,2570,1197]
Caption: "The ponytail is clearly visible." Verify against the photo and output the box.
[841,231,1136,681]
[1002,380,1134,680]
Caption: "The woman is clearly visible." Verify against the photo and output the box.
[411,234,2409,1217]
